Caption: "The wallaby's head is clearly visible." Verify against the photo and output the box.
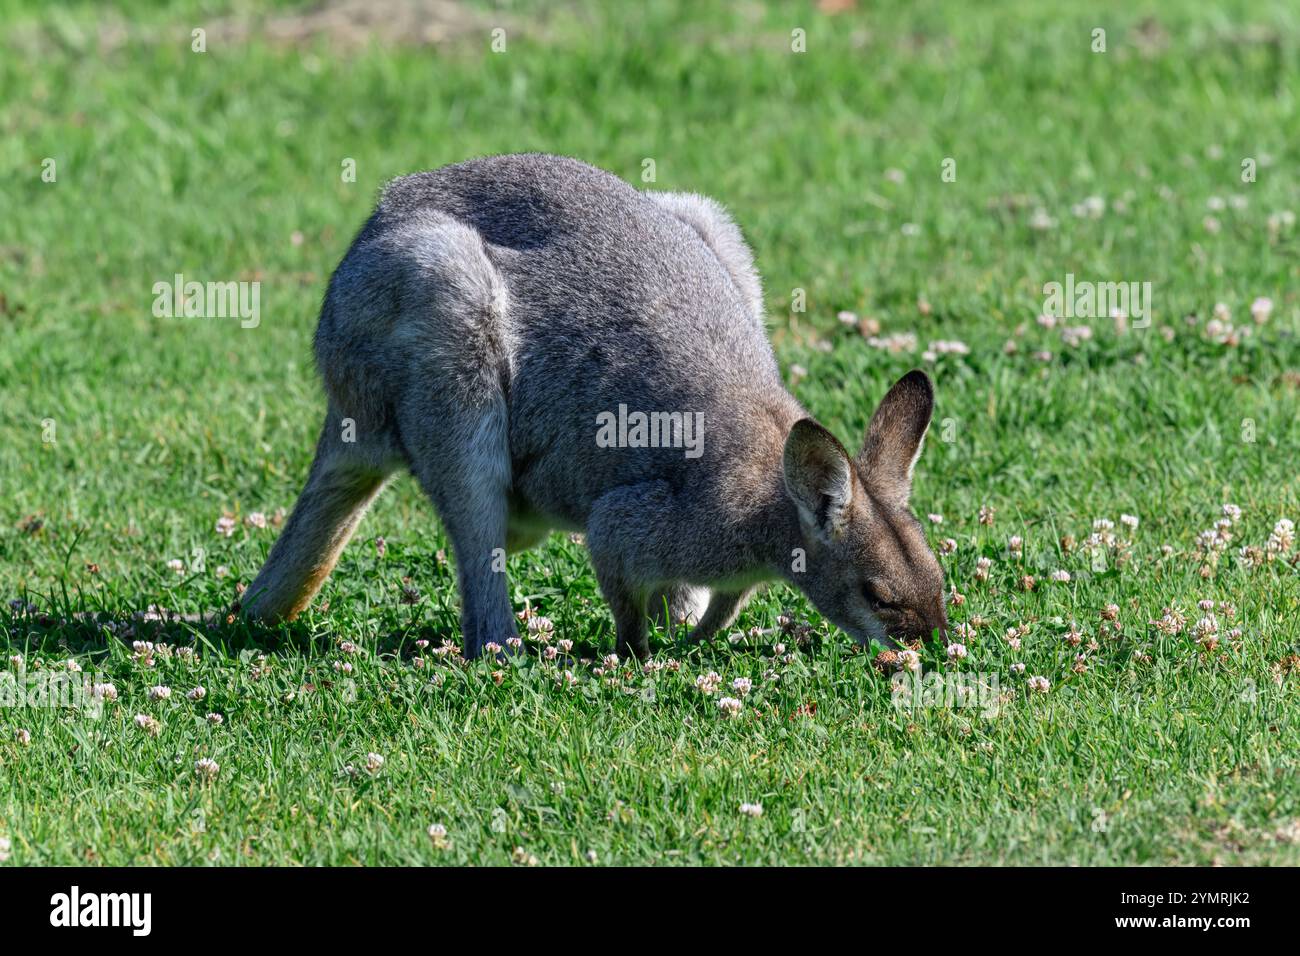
[781,369,946,647]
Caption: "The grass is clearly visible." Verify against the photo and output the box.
[2,0,1300,865]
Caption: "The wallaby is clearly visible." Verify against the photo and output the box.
[242,154,948,658]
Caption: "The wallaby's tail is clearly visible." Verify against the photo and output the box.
[241,410,394,623]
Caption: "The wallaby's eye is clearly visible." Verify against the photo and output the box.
[863,581,897,610]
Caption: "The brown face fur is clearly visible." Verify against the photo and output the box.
[782,371,948,648]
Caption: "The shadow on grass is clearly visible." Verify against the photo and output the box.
[0,602,468,665]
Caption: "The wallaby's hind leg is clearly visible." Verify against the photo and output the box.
[401,401,517,659]
[242,409,397,623]
[369,211,519,659]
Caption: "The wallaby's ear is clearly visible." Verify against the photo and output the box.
[858,369,934,506]
[783,419,856,540]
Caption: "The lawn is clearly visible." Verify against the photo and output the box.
[1,0,1299,865]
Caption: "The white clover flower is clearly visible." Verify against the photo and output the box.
[427,823,450,849]
[187,686,206,702]
[897,649,922,673]
[731,677,753,696]
[206,713,224,725]
[1250,297,1273,323]
[14,728,31,745]
[865,332,918,353]
[928,513,944,525]
[717,696,743,717]
[147,685,171,701]
[166,559,185,574]
[946,643,968,661]
[1061,325,1093,348]
[194,757,220,781]
[511,847,539,866]
[1010,662,1026,675]
[364,752,385,774]
[526,615,555,635]
[92,682,118,702]
[245,512,268,529]
[215,515,236,537]
[1120,514,1139,531]
[939,538,958,555]
[739,802,763,818]
[1049,569,1071,583]
[695,671,722,695]
[506,637,523,650]
[929,339,970,356]
[134,714,161,736]
[1027,676,1050,693]
[1269,518,1295,554]
[1071,195,1105,218]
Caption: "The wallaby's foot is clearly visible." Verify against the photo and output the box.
[611,596,650,660]
[648,583,710,633]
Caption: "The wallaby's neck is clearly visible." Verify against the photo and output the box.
[715,388,810,584]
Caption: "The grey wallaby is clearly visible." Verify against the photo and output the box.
[242,154,948,658]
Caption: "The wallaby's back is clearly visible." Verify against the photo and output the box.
[328,154,792,527]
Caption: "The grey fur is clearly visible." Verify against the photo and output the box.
[243,154,947,658]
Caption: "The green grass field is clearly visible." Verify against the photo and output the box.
[2,0,1299,865]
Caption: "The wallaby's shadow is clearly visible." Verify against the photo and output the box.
[2,604,455,664]
[4,606,309,660]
